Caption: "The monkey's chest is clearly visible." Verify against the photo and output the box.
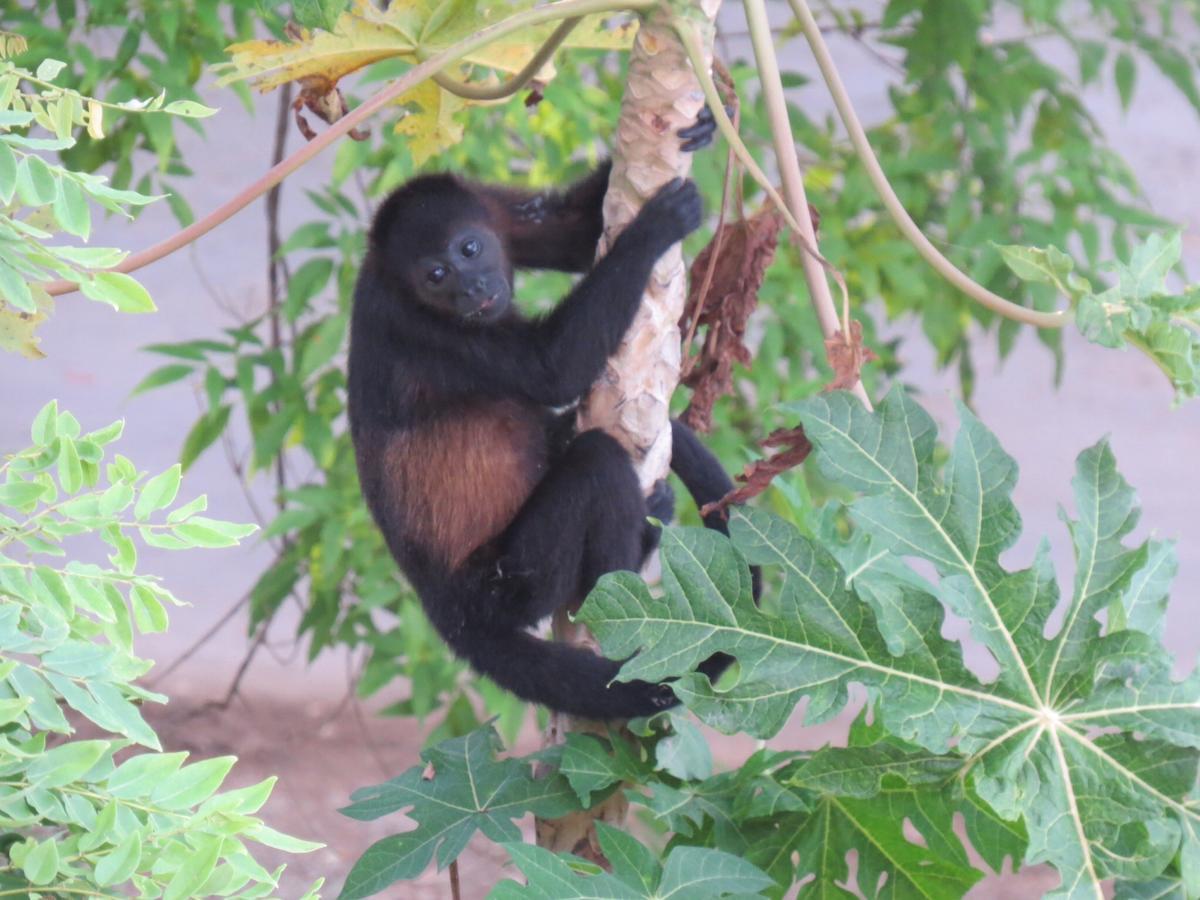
[384,402,547,568]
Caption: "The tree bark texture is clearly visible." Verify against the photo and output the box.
[534,0,720,861]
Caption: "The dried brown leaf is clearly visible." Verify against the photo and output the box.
[700,426,812,518]
[680,206,784,432]
[824,319,877,392]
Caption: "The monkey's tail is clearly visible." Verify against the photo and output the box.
[671,419,760,593]
[450,625,678,720]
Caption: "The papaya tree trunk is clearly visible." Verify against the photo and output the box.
[534,0,719,861]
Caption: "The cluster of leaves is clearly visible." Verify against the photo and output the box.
[567,387,1196,897]
[215,0,634,166]
[0,48,215,358]
[779,0,1200,396]
[336,723,778,899]
[2,0,273,219]
[0,402,322,897]
[999,232,1200,401]
[340,385,1196,896]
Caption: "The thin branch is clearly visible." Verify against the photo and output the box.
[675,22,861,389]
[432,17,581,100]
[42,0,653,297]
[148,592,250,686]
[265,82,293,505]
[787,0,1070,330]
[741,0,870,408]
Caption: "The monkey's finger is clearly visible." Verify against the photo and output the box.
[677,104,734,152]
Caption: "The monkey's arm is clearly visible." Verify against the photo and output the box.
[412,180,700,407]
[475,161,610,273]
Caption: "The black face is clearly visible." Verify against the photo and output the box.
[410,225,512,323]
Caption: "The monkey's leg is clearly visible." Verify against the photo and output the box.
[489,429,647,630]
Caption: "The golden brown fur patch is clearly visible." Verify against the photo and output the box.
[383,401,545,569]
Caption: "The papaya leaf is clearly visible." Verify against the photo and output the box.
[338,725,580,899]
[999,234,1200,401]
[579,388,1200,898]
[489,827,775,899]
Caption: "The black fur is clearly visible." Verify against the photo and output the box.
[348,140,750,720]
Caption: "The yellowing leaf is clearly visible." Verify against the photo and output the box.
[86,100,104,139]
[394,80,465,166]
[218,0,416,94]
[0,292,52,360]
[458,14,636,76]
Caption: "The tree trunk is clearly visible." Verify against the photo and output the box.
[534,0,719,862]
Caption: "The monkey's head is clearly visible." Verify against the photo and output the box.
[370,175,513,324]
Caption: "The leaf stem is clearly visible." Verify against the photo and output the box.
[432,17,582,101]
[740,0,870,409]
[786,0,1070,330]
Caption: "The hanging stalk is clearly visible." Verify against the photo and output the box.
[534,0,721,861]
[741,0,871,408]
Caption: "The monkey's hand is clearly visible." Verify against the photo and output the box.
[628,178,703,252]
[677,104,734,153]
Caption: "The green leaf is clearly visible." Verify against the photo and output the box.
[135,464,182,519]
[580,388,1200,896]
[161,99,218,118]
[22,837,59,885]
[162,835,221,900]
[28,739,109,789]
[655,716,712,781]
[16,153,57,205]
[94,829,142,886]
[340,726,580,898]
[283,256,334,322]
[0,479,46,507]
[489,840,774,899]
[179,405,231,471]
[53,175,90,239]
[107,752,187,798]
[0,257,35,312]
[130,363,195,396]
[174,516,256,548]
[31,399,58,444]
[559,733,644,807]
[657,846,778,898]
[0,696,31,725]
[1114,52,1136,110]
[130,583,169,633]
[293,0,350,30]
[35,58,67,80]
[0,140,17,204]
[80,272,156,313]
[151,755,236,810]
[57,436,83,493]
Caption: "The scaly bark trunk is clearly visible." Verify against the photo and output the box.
[534,0,720,862]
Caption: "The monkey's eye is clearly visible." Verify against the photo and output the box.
[461,239,480,258]
[427,265,448,284]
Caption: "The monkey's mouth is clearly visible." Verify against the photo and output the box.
[464,293,505,320]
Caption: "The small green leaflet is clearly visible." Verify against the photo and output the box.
[997,234,1200,402]
[338,725,580,899]
[488,824,775,899]
[579,388,1200,898]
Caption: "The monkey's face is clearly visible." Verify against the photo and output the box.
[411,224,512,324]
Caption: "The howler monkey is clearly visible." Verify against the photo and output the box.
[348,115,749,719]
